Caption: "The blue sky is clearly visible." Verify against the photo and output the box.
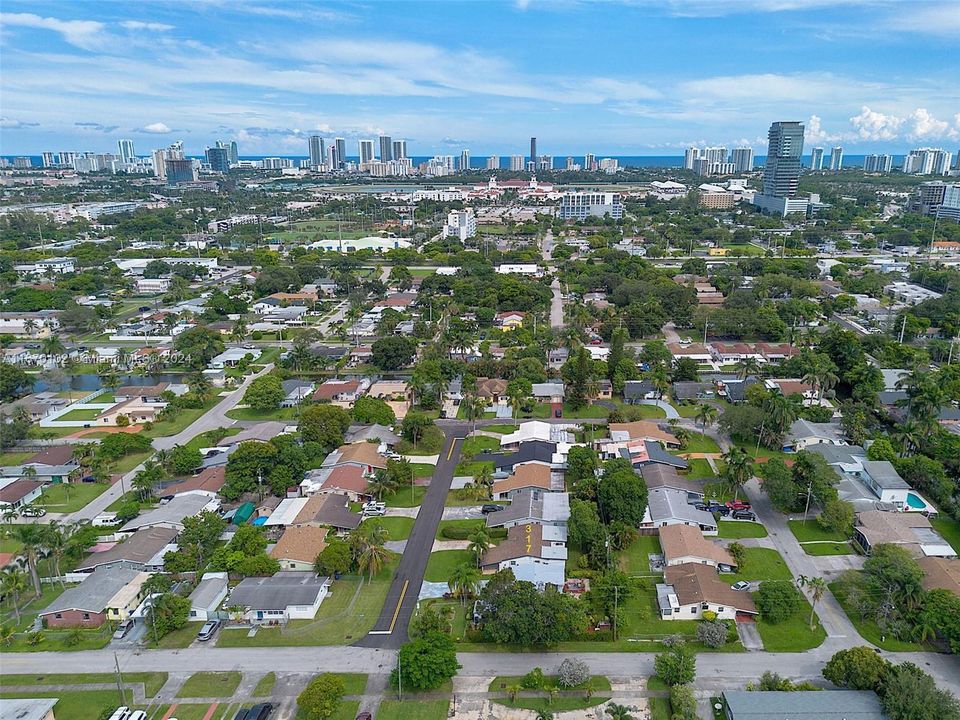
[1,0,958,156]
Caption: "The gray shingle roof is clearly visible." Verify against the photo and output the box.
[722,690,886,720]
[42,566,142,615]
[646,487,716,527]
[226,572,329,611]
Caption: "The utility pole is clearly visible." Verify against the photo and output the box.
[114,651,126,706]
[397,650,402,700]
[898,314,907,345]
[613,585,619,642]
[802,479,814,524]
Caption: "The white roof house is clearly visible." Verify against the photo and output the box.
[500,421,574,448]
[188,572,229,621]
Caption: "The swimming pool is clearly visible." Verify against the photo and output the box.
[906,492,927,510]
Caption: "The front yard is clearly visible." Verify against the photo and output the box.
[424,550,475,582]
[723,548,792,584]
[35,481,110,513]
[618,535,663,574]
[787,519,854,556]
[717,521,768,539]
[755,597,826,652]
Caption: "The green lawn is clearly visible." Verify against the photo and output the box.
[718,521,768,539]
[488,676,611,693]
[724,548,792,584]
[493,692,608,713]
[682,433,721,454]
[755,598,827,652]
[113,450,154,474]
[0,673,168,697]
[801,542,854,556]
[436,519,486,540]
[460,435,500,457]
[562,401,609,419]
[253,672,275,697]
[57,408,102,421]
[376,700,450,720]
[702,481,734,502]
[366,516,415,541]
[0,451,34,465]
[296,701,361,720]
[830,578,925,651]
[410,463,435,478]
[35,481,109,513]
[622,403,667,419]
[0,537,24,554]
[931,516,960,554]
[788,519,847,543]
[483,424,518,434]
[454,460,495,477]
[424,550,475,582]
[395,425,446,455]
[650,696,672,720]
[383,485,427,508]
[141,400,220,438]
[619,535,663,574]
[217,562,397,646]
[177,671,242,698]
[686,458,715,479]
[225,406,299,421]
[184,427,241,453]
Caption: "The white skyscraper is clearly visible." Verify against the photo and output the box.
[864,154,893,173]
[829,146,844,171]
[810,147,824,170]
[359,140,374,164]
[703,147,727,165]
[392,140,407,160]
[59,151,77,167]
[118,139,135,163]
[684,147,700,170]
[509,155,524,171]
[731,147,754,173]
[459,150,471,171]
[486,155,500,170]
[584,153,596,171]
[41,152,56,167]
[151,149,167,179]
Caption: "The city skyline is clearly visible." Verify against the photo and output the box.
[1,0,959,155]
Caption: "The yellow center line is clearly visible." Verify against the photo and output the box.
[387,579,409,634]
[446,439,456,461]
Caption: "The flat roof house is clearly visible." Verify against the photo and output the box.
[225,571,331,624]
[722,690,886,720]
[188,572,229,621]
[657,563,757,621]
[40,567,148,628]
[642,487,718,534]
[854,510,955,558]
[0,698,58,720]
[480,523,567,589]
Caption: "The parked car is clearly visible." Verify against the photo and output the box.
[197,620,221,642]
[362,501,386,516]
[481,504,505,514]
[113,619,134,640]
[245,703,273,720]
[731,581,750,591]
[706,502,729,516]
[554,408,562,417]
[731,509,756,521]
[232,710,248,720]
[356,714,372,720]
[19,506,46,518]
[726,500,751,510]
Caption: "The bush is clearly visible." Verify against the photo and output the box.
[654,643,695,686]
[557,658,590,688]
[297,674,345,720]
[521,667,546,689]
[756,581,802,624]
[441,525,507,540]
[696,620,728,648]
[670,684,698,720]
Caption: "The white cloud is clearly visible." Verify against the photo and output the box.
[140,122,173,134]
[805,114,844,143]
[120,21,175,31]
[0,12,105,50]
[907,108,950,140]
[0,117,39,129]
[884,2,960,36]
[849,106,902,141]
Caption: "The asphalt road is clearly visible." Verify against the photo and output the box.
[357,425,468,649]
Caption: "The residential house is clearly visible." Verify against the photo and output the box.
[161,466,227,498]
[344,424,400,448]
[115,383,170,402]
[783,419,846,452]
[721,690,886,720]
[756,343,800,363]
[656,563,757,620]
[209,347,262,369]
[710,343,762,365]
[917,556,960,596]
[480,523,567,588]
[591,379,613,401]
[764,378,815,401]
[495,311,527,331]
[367,380,411,417]
[348,346,373,366]
[323,442,388,474]
[616,440,688,470]
[642,487,718,534]
[659,525,737,572]
[667,343,713,365]
[715,376,759,404]
[531,382,565,405]
[475,440,557,473]
[95,397,165,426]
[309,344,349,362]
[312,379,363,404]
[119,492,220,534]
[548,348,569,370]
[485,491,571,529]
[607,421,681,448]
[270,525,329,571]
[856,460,910,508]
[218,422,286,446]
[265,493,362,533]
[623,380,657,403]
[476,377,509,405]
[640,465,704,499]
[224,571,331,624]
[280,379,315,407]
[0,392,68,422]
[76,526,178,573]
[672,382,715,402]
[500,421,574,450]
[40,567,149,628]
[853,511,955,558]
[0,698,58,720]
[300,464,370,503]
[491,463,561,502]
[188,572,229,621]
[0,479,43,511]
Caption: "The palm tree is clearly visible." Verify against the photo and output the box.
[447,563,481,605]
[7,524,47,595]
[467,528,491,567]
[463,394,487,431]
[116,347,131,371]
[367,470,399,501]
[797,575,827,630]
[506,684,522,702]
[474,464,494,497]
[232,318,247,347]
[721,447,753,502]
[1,569,29,622]
[735,357,761,380]
[357,543,391,581]
[40,335,66,357]
[508,389,525,427]
[695,403,718,433]
[605,703,635,720]
[0,623,14,646]
[23,318,37,338]
[43,522,73,587]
